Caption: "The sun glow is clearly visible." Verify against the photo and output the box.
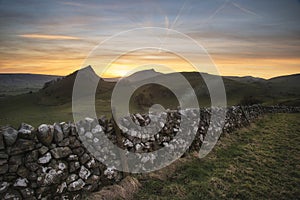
[102,65,132,78]
[96,50,196,78]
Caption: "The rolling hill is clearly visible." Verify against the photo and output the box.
[0,73,61,96]
[0,66,299,127]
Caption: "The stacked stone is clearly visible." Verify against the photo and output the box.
[0,105,299,199]
[0,122,120,200]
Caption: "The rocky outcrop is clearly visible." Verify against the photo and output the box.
[0,105,298,199]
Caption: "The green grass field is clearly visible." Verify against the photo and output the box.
[134,113,300,199]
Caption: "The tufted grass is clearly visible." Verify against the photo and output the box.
[134,113,300,200]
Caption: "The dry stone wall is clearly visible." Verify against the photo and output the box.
[0,105,298,199]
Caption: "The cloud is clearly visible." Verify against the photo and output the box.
[18,34,81,40]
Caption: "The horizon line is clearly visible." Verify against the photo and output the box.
[0,69,299,80]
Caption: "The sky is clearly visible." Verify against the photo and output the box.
[0,0,299,78]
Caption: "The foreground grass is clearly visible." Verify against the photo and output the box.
[134,113,300,199]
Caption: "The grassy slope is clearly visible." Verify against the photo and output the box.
[0,93,112,128]
[0,71,299,127]
[0,74,61,96]
[134,113,300,200]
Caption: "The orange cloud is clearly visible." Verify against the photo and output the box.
[18,34,80,40]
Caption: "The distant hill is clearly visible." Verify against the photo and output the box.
[34,67,300,108]
[0,73,61,96]
[125,69,162,82]
[38,66,115,105]
[0,67,299,127]
[225,76,266,84]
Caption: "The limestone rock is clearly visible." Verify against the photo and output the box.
[25,150,38,162]
[0,181,9,193]
[72,147,85,156]
[86,158,97,168]
[37,167,59,186]
[79,153,90,164]
[67,154,78,161]
[86,175,100,185]
[17,166,29,178]
[67,178,85,191]
[9,155,23,172]
[58,162,67,171]
[37,124,53,146]
[69,137,81,148]
[38,152,52,164]
[79,165,91,180]
[27,172,38,181]
[104,167,117,179]
[2,127,18,146]
[25,162,40,172]
[8,139,35,155]
[60,122,71,137]
[85,132,93,139]
[14,177,28,187]
[53,123,64,143]
[20,188,35,199]
[3,189,22,200]
[18,123,35,139]
[50,147,72,159]
[56,182,67,194]
[69,161,80,173]
[66,174,78,184]
[58,138,70,146]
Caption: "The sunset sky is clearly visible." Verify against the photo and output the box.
[0,0,299,78]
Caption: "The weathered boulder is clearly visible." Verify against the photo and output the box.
[13,178,28,187]
[53,123,64,143]
[37,167,60,186]
[20,188,35,199]
[17,166,29,178]
[67,178,85,191]
[79,153,90,165]
[50,147,72,159]
[56,182,67,194]
[37,124,53,146]
[69,161,80,173]
[86,174,100,185]
[72,147,85,156]
[38,146,49,155]
[79,166,91,180]
[2,189,22,200]
[58,137,70,147]
[8,139,35,155]
[66,174,78,184]
[60,122,71,137]
[104,167,117,180]
[18,123,35,139]
[25,150,38,163]
[2,127,18,146]
[38,152,52,164]
[0,181,9,194]
[69,136,81,149]
[8,155,23,173]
